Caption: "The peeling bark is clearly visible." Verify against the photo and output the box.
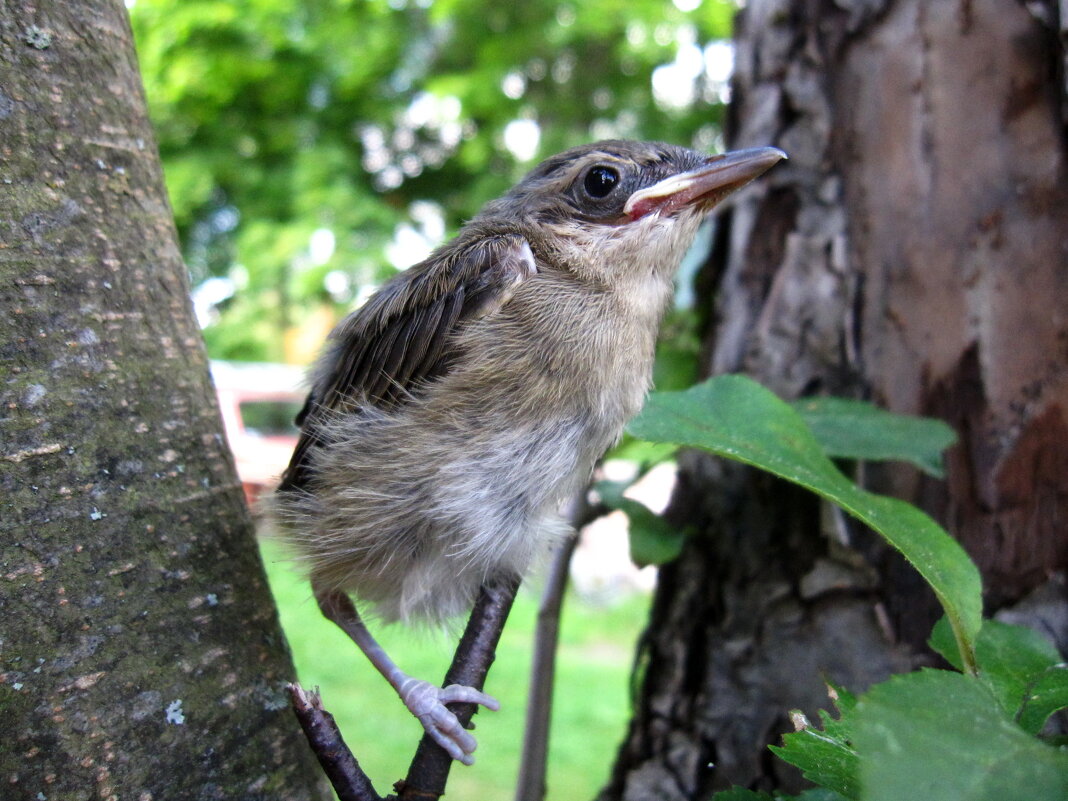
[604,0,1068,796]
[0,2,323,798]
[837,0,1068,615]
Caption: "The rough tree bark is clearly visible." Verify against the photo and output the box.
[0,2,323,798]
[603,0,1068,797]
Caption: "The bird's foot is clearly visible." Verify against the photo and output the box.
[397,677,500,766]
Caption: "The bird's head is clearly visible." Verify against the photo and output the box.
[475,140,786,283]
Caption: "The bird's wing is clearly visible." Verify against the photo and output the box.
[279,233,536,491]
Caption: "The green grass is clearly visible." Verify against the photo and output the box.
[259,536,651,800]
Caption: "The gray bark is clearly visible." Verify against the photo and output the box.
[0,2,323,798]
[603,0,1068,797]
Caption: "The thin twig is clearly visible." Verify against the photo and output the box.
[287,682,382,801]
[514,529,580,801]
[514,496,605,801]
[394,575,521,800]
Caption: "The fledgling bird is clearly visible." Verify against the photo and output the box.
[275,139,785,764]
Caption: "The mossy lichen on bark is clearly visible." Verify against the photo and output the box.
[0,2,323,797]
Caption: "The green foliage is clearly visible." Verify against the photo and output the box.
[769,686,860,800]
[627,375,982,671]
[652,308,702,392]
[790,397,957,478]
[129,0,736,360]
[627,375,1068,801]
[595,479,689,567]
[761,668,1068,801]
[606,435,678,467]
[930,617,1068,736]
[854,670,1068,801]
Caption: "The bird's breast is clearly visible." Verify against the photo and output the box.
[451,267,672,449]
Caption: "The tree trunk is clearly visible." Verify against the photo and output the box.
[603,0,1068,797]
[0,2,323,798]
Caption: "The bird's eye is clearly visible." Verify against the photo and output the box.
[583,165,620,198]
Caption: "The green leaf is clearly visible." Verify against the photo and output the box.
[1019,667,1068,735]
[931,617,1068,734]
[826,681,859,716]
[791,397,957,477]
[976,619,1061,671]
[852,670,1068,801]
[623,497,687,567]
[652,309,701,392]
[790,792,852,801]
[770,688,860,800]
[605,434,677,467]
[928,615,964,670]
[595,481,687,567]
[627,375,982,671]
[973,620,1062,729]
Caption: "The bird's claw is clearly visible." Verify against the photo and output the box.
[399,678,499,765]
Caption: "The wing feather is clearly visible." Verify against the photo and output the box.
[279,233,536,491]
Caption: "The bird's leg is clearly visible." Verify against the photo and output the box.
[313,582,499,766]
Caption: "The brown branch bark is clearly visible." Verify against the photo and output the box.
[289,684,382,801]
[515,530,581,801]
[393,575,521,800]
[514,495,606,801]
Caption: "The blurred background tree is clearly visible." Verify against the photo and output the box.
[129,0,735,364]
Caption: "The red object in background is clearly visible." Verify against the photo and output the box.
[210,361,306,508]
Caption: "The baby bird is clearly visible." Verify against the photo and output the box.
[275,140,785,764]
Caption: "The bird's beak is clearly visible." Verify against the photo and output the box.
[623,146,787,221]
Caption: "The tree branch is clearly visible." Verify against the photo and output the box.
[287,683,382,801]
[514,530,580,801]
[515,496,605,801]
[394,575,521,800]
